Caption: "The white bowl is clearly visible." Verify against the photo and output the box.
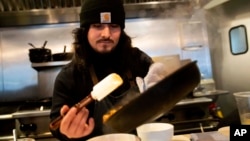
[136,122,174,141]
[87,133,140,141]
[17,138,35,141]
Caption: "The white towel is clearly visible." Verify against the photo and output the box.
[136,62,169,93]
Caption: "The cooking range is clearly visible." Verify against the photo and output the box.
[1,59,227,140]
[0,98,53,140]
[0,94,226,140]
[158,96,220,134]
[14,99,52,139]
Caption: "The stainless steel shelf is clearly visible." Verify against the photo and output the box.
[0,114,13,120]
[31,61,70,68]
[31,61,70,71]
[0,109,50,119]
[12,109,50,118]
[176,97,213,106]
[0,135,14,141]
[193,90,229,97]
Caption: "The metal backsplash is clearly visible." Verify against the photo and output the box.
[0,23,76,103]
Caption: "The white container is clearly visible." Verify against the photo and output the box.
[136,122,174,141]
[234,91,250,125]
[87,133,140,141]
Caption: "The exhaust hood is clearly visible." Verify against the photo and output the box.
[0,0,195,27]
[0,0,226,27]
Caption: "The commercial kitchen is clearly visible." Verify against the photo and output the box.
[0,0,249,140]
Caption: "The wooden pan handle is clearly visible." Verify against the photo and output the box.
[49,95,93,131]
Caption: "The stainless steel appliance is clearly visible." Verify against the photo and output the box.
[157,90,229,135]
[13,102,52,139]
[0,101,54,141]
[159,97,218,134]
[0,92,228,140]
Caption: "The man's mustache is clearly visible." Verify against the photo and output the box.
[97,39,114,43]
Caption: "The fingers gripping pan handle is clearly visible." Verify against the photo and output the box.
[104,61,201,132]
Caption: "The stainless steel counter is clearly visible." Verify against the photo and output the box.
[12,109,50,118]
[193,90,229,97]
[0,109,50,119]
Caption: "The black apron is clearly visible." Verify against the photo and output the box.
[89,67,140,135]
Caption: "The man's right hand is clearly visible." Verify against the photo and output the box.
[59,105,95,139]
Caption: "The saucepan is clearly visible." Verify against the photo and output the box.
[28,40,52,63]
[52,45,73,61]
[103,61,201,132]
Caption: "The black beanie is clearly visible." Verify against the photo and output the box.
[80,0,125,29]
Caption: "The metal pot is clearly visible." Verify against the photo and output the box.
[52,45,73,61]
[28,41,52,63]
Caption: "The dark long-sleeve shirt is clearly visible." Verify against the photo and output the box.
[50,47,153,140]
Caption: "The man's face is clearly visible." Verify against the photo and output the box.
[88,23,121,54]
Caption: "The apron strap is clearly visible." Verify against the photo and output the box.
[126,70,136,87]
[89,65,99,85]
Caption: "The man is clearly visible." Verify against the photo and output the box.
[49,0,153,140]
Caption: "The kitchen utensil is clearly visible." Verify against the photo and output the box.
[28,43,36,48]
[28,40,51,63]
[233,91,250,125]
[42,40,47,49]
[103,61,200,132]
[52,45,73,61]
[49,73,123,131]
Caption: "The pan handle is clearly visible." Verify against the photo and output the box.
[49,95,93,131]
[42,40,48,48]
[28,43,36,48]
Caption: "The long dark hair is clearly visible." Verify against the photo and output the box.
[71,27,134,72]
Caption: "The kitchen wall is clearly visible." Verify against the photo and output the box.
[204,0,250,119]
[0,23,77,102]
[0,9,212,103]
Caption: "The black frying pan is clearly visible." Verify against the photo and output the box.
[103,61,200,132]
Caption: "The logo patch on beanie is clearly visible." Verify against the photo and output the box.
[100,12,111,23]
